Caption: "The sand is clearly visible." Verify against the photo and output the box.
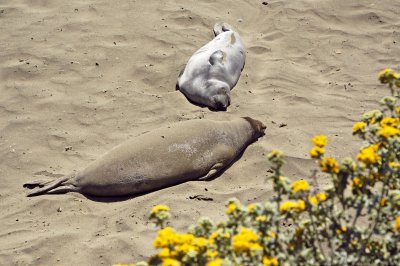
[0,0,399,265]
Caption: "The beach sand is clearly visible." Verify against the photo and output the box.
[1,0,399,264]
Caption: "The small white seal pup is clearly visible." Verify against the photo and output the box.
[23,117,265,197]
[176,22,246,111]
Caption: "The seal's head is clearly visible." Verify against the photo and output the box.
[242,117,266,139]
[207,81,231,111]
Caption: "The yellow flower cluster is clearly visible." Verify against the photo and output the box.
[263,256,279,266]
[309,146,324,158]
[352,121,366,134]
[279,200,306,213]
[291,180,310,193]
[308,192,328,205]
[153,227,210,263]
[151,204,170,215]
[309,135,327,159]
[319,157,340,174]
[226,202,237,215]
[357,144,381,165]
[312,135,328,147]
[335,226,347,235]
[378,124,400,139]
[378,68,400,84]
[268,149,283,158]
[232,227,262,252]
[247,203,256,213]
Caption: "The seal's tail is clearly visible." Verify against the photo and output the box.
[23,174,78,196]
[213,22,235,36]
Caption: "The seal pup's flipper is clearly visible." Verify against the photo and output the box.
[213,22,235,36]
[209,50,225,65]
[23,175,78,196]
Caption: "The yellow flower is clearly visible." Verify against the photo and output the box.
[267,149,283,161]
[380,117,400,128]
[312,135,328,148]
[309,146,325,158]
[263,256,279,266]
[352,122,366,134]
[154,227,176,248]
[319,157,340,174]
[223,232,230,238]
[308,195,318,205]
[389,161,400,169]
[291,179,310,193]
[297,200,306,211]
[336,226,347,235]
[256,215,267,222]
[151,204,170,215]
[162,258,181,266]
[396,107,400,115]
[317,192,327,202]
[193,237,208,248]
[206,250,218,258]
[232,227,262,252]
[267,231,276,239]
[309,192,328,205]
[378,126,400,139]
[175,243,195,253]
[280,200,305,213]
[378,68,398,83]
[357,145,381,165]
[159,248,172,259]
[207,258,223,266]
[395,216,400,232]
[352,177,362,188]
[247,203,256,213]
[226,202,237,215]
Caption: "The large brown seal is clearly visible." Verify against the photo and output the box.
[24,117,265,197]
[176,22,246,111]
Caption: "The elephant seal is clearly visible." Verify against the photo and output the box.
[176,22,246,111]
[24,117,265,197]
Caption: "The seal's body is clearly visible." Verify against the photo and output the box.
[24,118,265,197]
[177,23,246,110]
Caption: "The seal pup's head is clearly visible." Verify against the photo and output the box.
[242,117,266,139]
[207,80,231,111]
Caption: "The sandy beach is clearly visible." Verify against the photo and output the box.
[1,0,399,265]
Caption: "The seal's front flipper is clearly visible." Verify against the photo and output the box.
[213,22,234,36]
[209,50,225,65]
[198,163,224,181]
[176,64,187,90]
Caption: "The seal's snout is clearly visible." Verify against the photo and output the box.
[212,94,230,111]
[242,117,266,138]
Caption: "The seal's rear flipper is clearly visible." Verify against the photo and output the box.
[23,175,77,197]
[213,22,234,36]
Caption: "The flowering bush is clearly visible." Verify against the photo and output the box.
[119,69,400,266]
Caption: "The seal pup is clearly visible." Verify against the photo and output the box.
[176,22,246,111]
[24,117,265,197]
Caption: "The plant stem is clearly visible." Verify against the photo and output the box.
[352,182,387,266]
